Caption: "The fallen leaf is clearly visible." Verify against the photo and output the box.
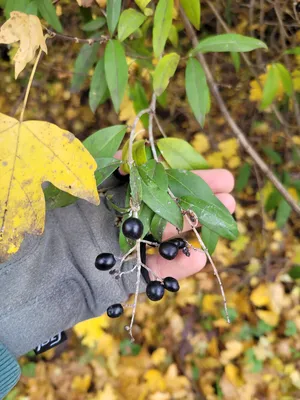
[0,113,99,262]
[144,369,167,392]
[0,11,47,78]
[220,340,244,364]
[250,283,270,307]
[256,310,279,326]
[92,383,118,400]
[71,374,91,393]
[225,363,244,387]
[151,348,167,366]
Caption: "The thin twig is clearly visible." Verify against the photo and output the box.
[180,6,300,216]
[148,93,159,161]
[154,114,167,138]
[44,27,109,45]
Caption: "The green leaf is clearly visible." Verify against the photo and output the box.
[153,0,173,58]
[157,138,208,169]
[35,0,63,33]
[275,63,293,96]
[139,202,154,237]
[153,53,180,96]
[262,146,283,164]
[82,17,106,31]
[107,0,122,35]
[260,64,280,110]
[4,0,30,18]
[180,0,200,30]
[285,47,300,55]
[138,166,183,229]
[71,40,100,92]
[120,339,141,356]
[276,198,291,228]
[89,57,109,113]
[185,58,210,127]
[139,160,168,191]
[168,24,178,47]
[25,1,38,15]
[94,158,121,185]
[235,163,251,192]
[44,184,77,210]
[84,125,127,158]
[179,196,239,240]
[118,9,146,42]
[288,265,300,280]
[130,165,143,208]
[201,226,219,254]
[21,362,36,377]
[245,348,263,373]
[221,307,238,322]
[191,33,267,54]
[265,190,281,212]
[284,320,297,337]
[231,51,240,72]
[104,40,128,112]
[150,213,167,241]
[130,82,149,128]
[122,140,148,173]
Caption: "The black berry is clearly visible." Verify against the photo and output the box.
[159,242,179,260]
[122,217,144,240]
[163,277,180,292]
[144,233,160,247]
[107,303,124,318]
[95,253,116,271]
[146,281,165,301]
[170,238,186,249]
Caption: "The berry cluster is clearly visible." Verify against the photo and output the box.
[94,216,187,323]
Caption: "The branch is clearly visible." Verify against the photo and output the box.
[44,27,109,45]
[180,7,300,216]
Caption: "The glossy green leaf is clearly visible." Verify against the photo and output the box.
[180,0,200,30]
[151,213,167,241]
[157,138,208,170]
[185,58,210,127]
[276,199,291,228]
[71,40,100,92]
[235,163,251,192]
[260,64,280,110]
[275,63,293,96]
[285,47,300,55]
[94,158,121,185]
[25,2,38,15]
[44,184,77,210]
[82,17,106,31]
[153,0,173,58]
[139,202,154,237]
[231,51,240,72]
[104,40,128,112]
[265,190,281,212]
[153,53,180,96]
[168,25,178,47]
[139,160,168,191]
[262,146,283,164]
[201,226,219,254]
[130,82,149,128]
[118,9,146,42]
[84,125,127,158]
[138,166,183,229]
[122,140,148,173]
[179,196,239,240]
[130,165,142,208]
[89,57,109,113]
[191,33,267,54]
[107,0,122,36]
[166,169,230,215]
[35,0,63,33]
[5,0,29,18]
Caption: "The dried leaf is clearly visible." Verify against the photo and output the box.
[0,11,47,78]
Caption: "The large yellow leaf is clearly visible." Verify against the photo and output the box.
[0,11,47,78]
[0,113,99,262]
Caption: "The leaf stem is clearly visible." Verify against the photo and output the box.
[19,47,44,123]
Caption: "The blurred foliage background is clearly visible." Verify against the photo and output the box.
[1,0,300,399]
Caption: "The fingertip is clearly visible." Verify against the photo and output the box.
[216,193,236,214]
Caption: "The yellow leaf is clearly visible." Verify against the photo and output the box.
[250,283,270,307]
[191,133,210,153]
[92,383,118,400]
[0,11,47,78]
[151,348,167,366]
[220,340,243,364]
[76,0,94,6]
[256,310,279,326]
[0,113,99,262]
[74,315,109,348]
[144,369,167,392]
[71,374,92,393]
[225,364,244,387]
[207,337,219,357]
[228,155,241,169]
[230,235,250,257]
[218,138,239,159]
[206,152,224,168]
[202,294,221,316]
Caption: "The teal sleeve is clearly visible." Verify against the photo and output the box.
[0,342,21,400]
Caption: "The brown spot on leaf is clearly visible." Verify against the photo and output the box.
[2,161,8,166]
